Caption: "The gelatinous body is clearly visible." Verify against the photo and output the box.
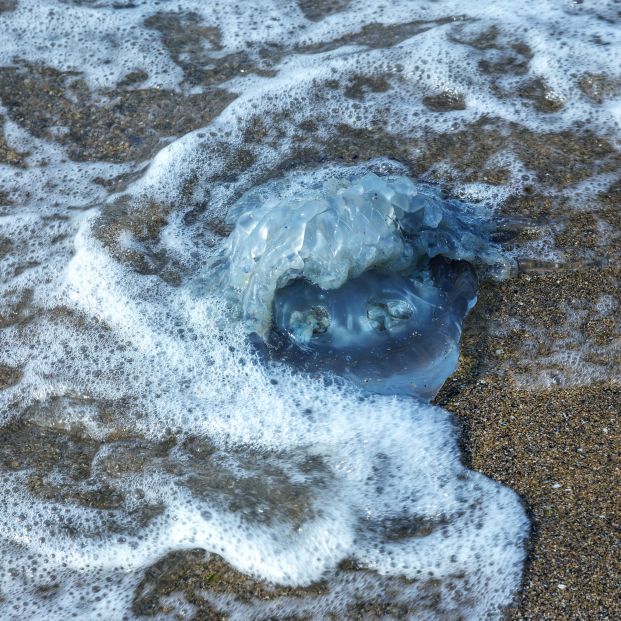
[272,259,478,396]
[224,172,506,396]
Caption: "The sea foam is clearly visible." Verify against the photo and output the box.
[1,0,619,618]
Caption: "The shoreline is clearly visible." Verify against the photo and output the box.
[0,2,619,614]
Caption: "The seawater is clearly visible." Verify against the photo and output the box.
[0,1,619,619]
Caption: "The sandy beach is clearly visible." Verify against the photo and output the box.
[0,2,619,618]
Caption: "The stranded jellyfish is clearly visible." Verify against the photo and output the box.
[223,172,508,397]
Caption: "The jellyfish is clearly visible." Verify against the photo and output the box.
[223,172,508,397]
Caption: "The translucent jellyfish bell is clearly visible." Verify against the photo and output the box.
[223,172,508,397]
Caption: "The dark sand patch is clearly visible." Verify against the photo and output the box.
[0,63,235,162]
[0,116,27,167]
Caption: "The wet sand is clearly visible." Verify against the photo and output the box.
[436,272,621,620]
[436,178,621,618]
[1,6,620,618]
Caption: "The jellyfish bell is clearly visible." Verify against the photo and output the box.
[222,171,507,397]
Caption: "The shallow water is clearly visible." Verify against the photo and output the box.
[0,1,619,619]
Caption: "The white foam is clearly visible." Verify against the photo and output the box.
[0,186,530,619]
[1,0,619,618]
